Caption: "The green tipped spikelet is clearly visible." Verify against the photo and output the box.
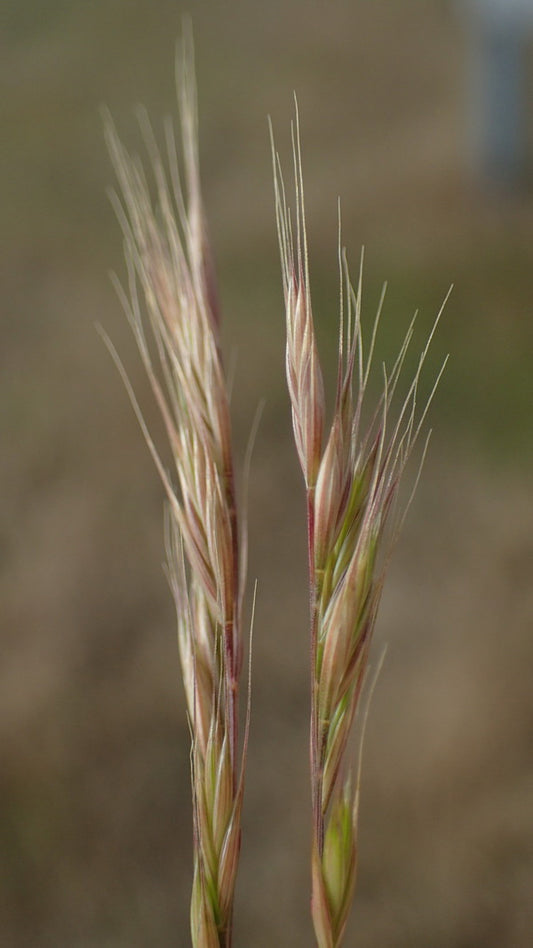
[322,780,357,941]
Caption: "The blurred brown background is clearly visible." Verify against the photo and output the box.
[1,1,532,946]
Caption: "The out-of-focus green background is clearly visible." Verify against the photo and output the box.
[2,2,532,945]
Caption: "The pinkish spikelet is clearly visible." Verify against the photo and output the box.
[284,271,325,488]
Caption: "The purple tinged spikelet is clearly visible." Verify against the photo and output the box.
[285,270,325,490]
[314,415,350,571]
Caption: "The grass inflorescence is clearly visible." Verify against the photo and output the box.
[271,102,448,948]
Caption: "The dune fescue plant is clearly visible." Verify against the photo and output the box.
[271,111,448,948]
[105,40,247,948]
[105,33,446,948]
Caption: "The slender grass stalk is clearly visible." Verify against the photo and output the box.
[105,34,247,948]
[271,105,448,948]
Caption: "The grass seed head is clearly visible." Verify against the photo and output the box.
[273,104,446,948]
[107,32,246,948]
